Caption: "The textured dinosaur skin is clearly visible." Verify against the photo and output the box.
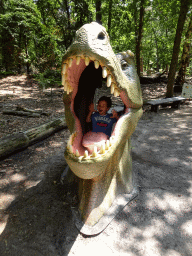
[61,22,143,227]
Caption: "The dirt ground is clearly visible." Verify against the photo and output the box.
[0,74,168,138]
[0,75,192,255]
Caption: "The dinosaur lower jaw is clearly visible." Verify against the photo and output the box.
[62,55,131,161]
[65,107,131,163]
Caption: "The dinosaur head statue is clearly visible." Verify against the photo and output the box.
[62,22,142,180]
[62,22,143,230]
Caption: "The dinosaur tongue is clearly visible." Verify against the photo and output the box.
[82,131,108,153]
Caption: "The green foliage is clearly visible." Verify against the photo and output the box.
[102,0,137,53]
[0,0,43,71]
[0,70,17,78]
[142,0,181,71]
[0,0,191,79]
[33,69,62,90]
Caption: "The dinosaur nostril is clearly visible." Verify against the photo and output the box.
[98,32,105,40]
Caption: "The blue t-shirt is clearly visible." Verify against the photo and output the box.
[91,112,117,137]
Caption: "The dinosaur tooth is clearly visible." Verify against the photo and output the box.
[109,136,115,145]
[68,58,73,67]
[62,75,65,86]
[102,66,107,78]
[92,146,98,157]
[100,144,105,154]
[64,82,68,91]
[85,56,90,66]
[111,82,115,94]
[67,140,71,148]
[75,149,80,157]
[84,150,89,158]
[107,75,112,87]
[114,88,120,97]
[105,140,110,150]
[76,56,81,65]
[62,63,67,74]
[94,60,100,69]
[69,86,73,93]
[69,145,73,153]
[67,85,70,94]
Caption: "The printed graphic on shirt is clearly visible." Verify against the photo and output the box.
[91,112,116,137]
[94,115,112,123]
[97,122,107,127]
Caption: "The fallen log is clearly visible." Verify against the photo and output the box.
[3,110,41,117]
[140,74,168,84]
[0,117,67,160]
[16,106,50,116]
[25,117,67,145]
[0,132,29,159]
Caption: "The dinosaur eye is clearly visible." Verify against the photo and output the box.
[121,60,128,70]
[98,32,105,40]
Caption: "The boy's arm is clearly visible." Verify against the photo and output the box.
[86,103,95,122]
[111,110,119,120]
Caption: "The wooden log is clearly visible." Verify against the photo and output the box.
[3,110,41,117]
[0,132,29,159]
[0,117,67,159]
[140,75,168,84]
[16,106,50,116]
[25,117,67,145]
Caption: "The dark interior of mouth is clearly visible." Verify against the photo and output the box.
[71,61,126,156]
[74,62,104,136]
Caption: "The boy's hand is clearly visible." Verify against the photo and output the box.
[89,103,95,113]
[86,103,95,123]
[111,109,119,119]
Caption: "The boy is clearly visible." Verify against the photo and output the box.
[86,96,118,138]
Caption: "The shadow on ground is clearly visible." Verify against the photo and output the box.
[0,152,79,256]
[0,103,192,256]
[108,104,192,256]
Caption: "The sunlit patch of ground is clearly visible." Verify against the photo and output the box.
[0,75,192,255]
[0,75,64,138]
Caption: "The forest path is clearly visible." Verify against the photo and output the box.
[0,75,192,255]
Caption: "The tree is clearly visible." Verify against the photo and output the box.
[0,0,42,72]
[107,0,113,36]
[176,14,192,85]
[142,0,180,73]
[166,0,191,97]
[135,0,145,77]
[96,0,102,24]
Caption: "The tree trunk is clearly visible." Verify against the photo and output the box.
[135,0,145,77]
[64,0,71,28]
[25,37,30,74]
[107,0,113,36]
[176,15,192,85]
[166,0,190,98]
[18,26,22,74]
[151,25,160,72]
[96,0,102,24]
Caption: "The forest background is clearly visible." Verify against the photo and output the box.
[0,0,192,97]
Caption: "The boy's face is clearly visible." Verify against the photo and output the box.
[97,100,109,116]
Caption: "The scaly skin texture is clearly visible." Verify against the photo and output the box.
[61,22,143,226]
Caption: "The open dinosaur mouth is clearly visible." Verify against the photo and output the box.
[62,55,131,160]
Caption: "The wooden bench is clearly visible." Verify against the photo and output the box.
[147,83,192,112]
[147,96,186,112]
